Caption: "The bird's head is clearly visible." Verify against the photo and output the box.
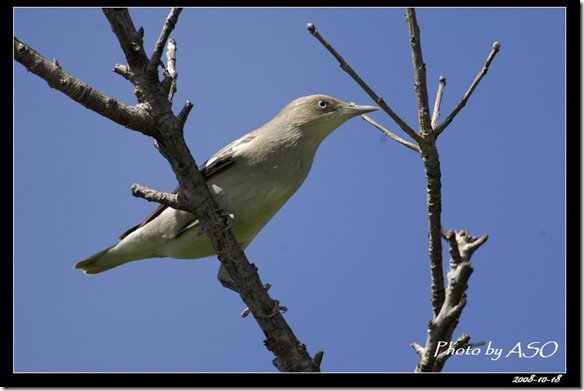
[274,94,379,142]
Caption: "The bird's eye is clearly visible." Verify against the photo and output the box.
[316,100,328,110]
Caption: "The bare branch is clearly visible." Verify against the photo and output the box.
[361,114,421,153]
[113,64,133,81]
[13,37,155,136]
[435,41,501,136]
[177,100,194,130]
[313,351,324,369]
[434,333,470,370]
[148,8,182,78]
[131,183,180,209]
[414,228,486,372]
[441,227,463,265]
[405,8,432,135]
[431,76,446,130]
[102,8,175,112]
[102,9,149,73]
[411,342,425,357]
[451,230,489,263]
[306,22,420,143]
[405,9,446,317]
[415,266,472,371]
[164,38,178,103]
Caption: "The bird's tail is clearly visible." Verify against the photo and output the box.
[74,245,128,275]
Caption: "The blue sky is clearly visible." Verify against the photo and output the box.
[14,7,567,375]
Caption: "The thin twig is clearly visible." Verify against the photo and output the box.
[455,230,489,262]
[177,100,194,130]
[113,64,133,81]
[165,38,178,103]
[405,8,432,135]
[306,22,420,143]
[441,227,463,266]
[411,342,425,357]
[147,8,182,77]
[435,41,501,136]
[434,333,470,369]
[312,351,324,369]
[131,183,180,209]
[361,114,420,153]
[431,76,446,130]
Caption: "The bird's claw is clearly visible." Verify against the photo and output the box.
[240,283,287,318]
[241,300,287,318]
[194,211,234,236]
[220,211,235,231]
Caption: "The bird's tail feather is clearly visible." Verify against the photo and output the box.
[74,245,125,275]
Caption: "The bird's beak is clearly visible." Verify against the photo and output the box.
[338,103,379,116]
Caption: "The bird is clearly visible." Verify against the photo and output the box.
[74,94,378,290]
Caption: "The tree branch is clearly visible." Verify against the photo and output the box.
[113,63,133,82]
[306,22,420,143]
[102,8,149,76]
[131,183,180,209]
[13,37,155,136]
[176,100,194,130]
[414,229,488,372]
[163,38,178,103]
[435,41,501,136]
[361,114,420,153]
[431,75,446,130]
[406,8,432,136]
[148,8,182,78]
[405,9,445,317]
[434,333,470,370]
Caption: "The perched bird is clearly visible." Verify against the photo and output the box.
[74,94,378,289]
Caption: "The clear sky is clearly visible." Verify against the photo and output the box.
[14,7,567,376]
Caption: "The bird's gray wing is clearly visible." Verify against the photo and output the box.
[199,132,256,178]
[118,132,257,241]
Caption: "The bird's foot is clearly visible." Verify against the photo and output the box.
[240,283,288,318]
[217,209,235,231]
[194,211,234,236]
